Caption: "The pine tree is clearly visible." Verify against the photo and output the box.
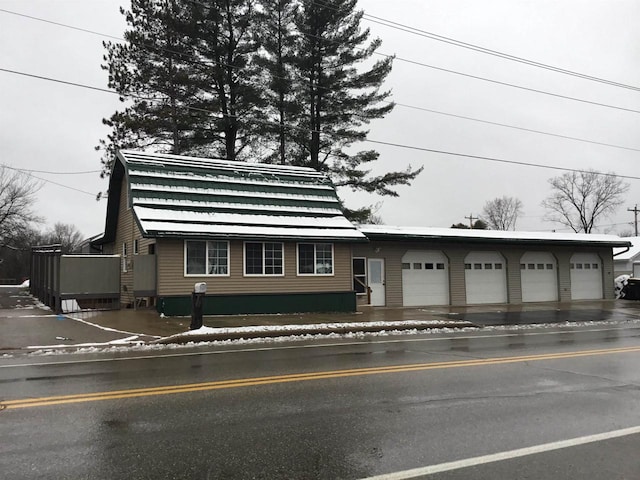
[98,0,202,174]
[187,0,265,161]
[254,0,300,164]
[291,0,422,220]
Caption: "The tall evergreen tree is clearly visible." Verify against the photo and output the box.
[99,0,202,174]
[291,0,422,220]
[254,0,300,164]
[187,0,265,161]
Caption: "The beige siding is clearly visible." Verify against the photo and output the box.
[102,177,156,306]
[157,240,352,296]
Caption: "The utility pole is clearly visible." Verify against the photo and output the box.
[628,205,640,236]
[465,213,478,229]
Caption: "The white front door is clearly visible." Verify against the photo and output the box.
[368,258,386,306]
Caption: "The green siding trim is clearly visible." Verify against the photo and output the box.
[158,291,356,316]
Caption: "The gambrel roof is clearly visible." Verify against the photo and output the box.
[99,150,366,242]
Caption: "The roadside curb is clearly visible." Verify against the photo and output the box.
[154,320,478,344]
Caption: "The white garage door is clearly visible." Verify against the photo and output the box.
[401,251,449,306]
[570,253,603,300]
[520,252,558,302]
[465,251,507,304]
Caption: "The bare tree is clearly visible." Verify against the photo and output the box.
[482,196,523,230]
[542,170,629,233]
[44,223,84,253]
[0,168,40,246]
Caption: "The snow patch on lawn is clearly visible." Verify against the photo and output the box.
[21,317,640,357]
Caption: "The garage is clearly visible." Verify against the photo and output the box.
[401,250,449,306]
[570,253,603,300]
[464,251,507,304]
[520,252,558,302]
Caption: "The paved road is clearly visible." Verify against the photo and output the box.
[2,321,640,479]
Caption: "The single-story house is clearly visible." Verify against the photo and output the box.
[613,237,640,276]
[93,150,631,315]
[353,225,630,307]
[94,150,367,315]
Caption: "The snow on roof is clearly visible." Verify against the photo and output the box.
[115,150,364,242]
[142,221,366,240]
[134,207,355,229]
[358,224,631,246]
[120,150,326,178]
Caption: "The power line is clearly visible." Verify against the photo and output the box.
[11,167,101,175]
[3,6,640,116]
[393,101,640,153]
[359,12,640,92]
[3,66,640,183]
[1,164,102,197]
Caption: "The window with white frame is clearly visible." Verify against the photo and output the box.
[297,243,333,275]
[185,240,229,276]
[244,242,283,275]
[133,239,139,255]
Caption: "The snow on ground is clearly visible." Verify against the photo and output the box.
[16,317,640,358]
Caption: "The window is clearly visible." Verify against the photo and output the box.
[133,239,139,255]
[537,264,544,270]
[484,263,493,270]
[148,244,156,255]
[402,263,411,270]
[593,263,599,269]
[576,263,583,269]
[298,243,333,275]
[436,263,445,270]
[245,242,283,276]
[122,243,128,273]
[353,258,366,294]
[546,264,553,270]
[584,263,591,269]
[520,264,526,270]
[528,264,535,270]
[474,263,482,270]
[495,263,503,270]
[465,263,471,270]
[425,263,434,270]
[413,263,423,270]
[570,263,575,269]
[185,241,229,276]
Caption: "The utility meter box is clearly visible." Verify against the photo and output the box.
[194,282,207,294]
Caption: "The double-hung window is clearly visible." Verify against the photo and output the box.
[297,243,333,275]
[185,241,229,276]
[244,242,283,275]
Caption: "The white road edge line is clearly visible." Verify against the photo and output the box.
[2,325,640,368]
[361,426,640,480]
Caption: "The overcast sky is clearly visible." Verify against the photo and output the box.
[1,0,639,239]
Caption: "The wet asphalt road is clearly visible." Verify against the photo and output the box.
[2,322,640,479]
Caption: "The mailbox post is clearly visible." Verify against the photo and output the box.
[190,282,206,330]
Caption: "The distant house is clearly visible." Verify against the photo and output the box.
[613,237,640,276]
[94,150,366,315]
